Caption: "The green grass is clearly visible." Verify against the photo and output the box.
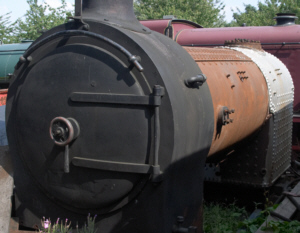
[203,202,248,233]
[204,202,300,233]
[38,214,98,233]
[38,204,300,233]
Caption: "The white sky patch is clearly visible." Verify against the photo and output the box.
[222,4,243,22]
[1,0,259,24]
[46,0,62,8]
[0,6,10,15]
[66,2,74,11]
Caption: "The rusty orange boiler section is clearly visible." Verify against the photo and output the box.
[184,47,269,157]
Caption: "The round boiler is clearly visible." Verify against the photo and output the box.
[183,46,269,157]
[5,7,214,231]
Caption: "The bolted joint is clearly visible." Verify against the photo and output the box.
[83,24,90,31]
[19,56,27,63]
[19,56,32,64]
[172,216,197,233]
[153,85,165,97]
[129,55,143,72]
[218,106,235,126]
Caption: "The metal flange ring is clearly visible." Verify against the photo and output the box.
[49,117,80,146]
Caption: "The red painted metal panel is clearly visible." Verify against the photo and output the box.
[0,89,7,106]
[171,21,202,39]
[140,19,202,39]
[294,117,300,123]
[140,19,170,35]
[176,25,300,45]
[292,145,300,151]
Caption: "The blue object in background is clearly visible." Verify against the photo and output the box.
[0,105,8,146]
[0,41,32,86]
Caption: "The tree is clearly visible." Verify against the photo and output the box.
[280,0,300,16]
[0,12,14,44]
[12,0,72,42]
[229,0,300,27]
[134,0,226,28]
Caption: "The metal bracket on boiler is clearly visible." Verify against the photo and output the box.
[217,106,235,126]
[204,163,221,182]
[68,0,90,30]
[70,85,165,182]
[172,216,197,233]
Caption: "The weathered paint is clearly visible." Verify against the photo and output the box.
[184,47,269,156]
[176,25,300,114]
[0,89,7,106]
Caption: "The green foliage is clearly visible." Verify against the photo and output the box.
[262,220,300,233]
[76,214,98,233]
[134,0,226,27]
[238,205,276,233]
[14,0,72,42]
[203,202,248,233]
[229,0,300,26]
[4,0,72,43]
[204,202,300,233]
[0,12,14,44]
[39,215,98,233]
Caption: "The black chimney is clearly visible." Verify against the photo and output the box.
[77,0,150,33]
[274,13,298,26]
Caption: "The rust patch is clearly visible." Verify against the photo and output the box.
[225,39,263,50]
[184,47,269,157]
[184,47,252,61]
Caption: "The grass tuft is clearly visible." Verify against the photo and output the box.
[203,202,248,233]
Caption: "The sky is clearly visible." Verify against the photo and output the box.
[0,0,260,23]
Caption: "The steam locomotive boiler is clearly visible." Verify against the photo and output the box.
[5,0,294,232]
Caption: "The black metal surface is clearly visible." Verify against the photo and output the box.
[8,28,154,213]
[64,145,70,173]
[82,0,151,33]
[20,30,144,72]
[172,216,197,233]
[70,92,162,106]
[274,13,298,26]
[5,0,216,231]
[72,157,152,174]
[6,14,214,232]
[184,74,207,88]
[75,0,82,17]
